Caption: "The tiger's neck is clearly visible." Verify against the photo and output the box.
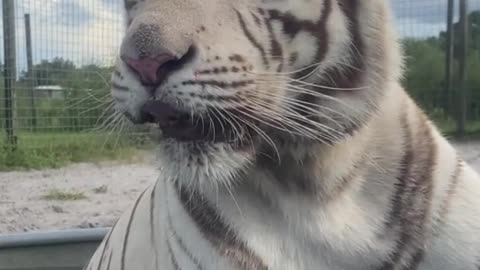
[178,81,407,215]
[168,86,411,269]
[246,82,406,203]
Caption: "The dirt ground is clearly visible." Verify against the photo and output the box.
[1,141,480,234]
[0,158,158,234]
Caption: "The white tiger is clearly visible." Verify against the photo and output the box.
[85,0,480,269]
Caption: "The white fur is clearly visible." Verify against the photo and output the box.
[86,0,480,269]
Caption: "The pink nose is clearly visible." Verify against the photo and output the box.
[122,54,175,85]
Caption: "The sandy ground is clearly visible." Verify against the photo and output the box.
[0,158,158,234]
[1,141,480,234]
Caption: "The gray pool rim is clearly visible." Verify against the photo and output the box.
[0,228,109,249]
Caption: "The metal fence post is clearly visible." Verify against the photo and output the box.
[2,0,17,147]
[444,0,455,118]
[25,13,37,131]
[457,0,469,137]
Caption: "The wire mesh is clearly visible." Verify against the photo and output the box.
[393,0,480,134]
[0,0,145,169]
[0,0,479,169]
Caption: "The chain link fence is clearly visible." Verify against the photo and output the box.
[394,0,480,136]
[1,0,479,170]
[0,0,152,169]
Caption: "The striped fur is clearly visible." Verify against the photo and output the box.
[86,0,480,269]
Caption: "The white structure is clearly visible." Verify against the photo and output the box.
[34,85,66,99]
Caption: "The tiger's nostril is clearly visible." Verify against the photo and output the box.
[122,54,176,86]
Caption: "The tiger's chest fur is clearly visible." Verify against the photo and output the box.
[87,150,480,270]
[87,89,480,270]
[86,90,480,270]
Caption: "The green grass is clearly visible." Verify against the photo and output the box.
[432,117,480,140]
[1,118,480,172]
[41,189,87,201]
[0,132,151,171]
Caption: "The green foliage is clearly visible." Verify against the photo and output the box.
[0,132,145,171]
[402,10,480,131]
[470,11,480,51]
[1,59,115,132]
[438,11,480,56]
[20,57,76,86]
[41,189,87,201]
[402,38,446,112]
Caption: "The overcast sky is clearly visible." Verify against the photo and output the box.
[393,0,480,38]
[1,0,479,72]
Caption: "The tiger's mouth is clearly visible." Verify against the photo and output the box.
[139,100,251,145]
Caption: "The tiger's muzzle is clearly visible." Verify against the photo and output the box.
[139,100,251,145]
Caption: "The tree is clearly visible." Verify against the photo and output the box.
[468,11,479,50]
[20,57,76,86]
[439,11,480,57]
[402,38,446,114]
[401,10,480,122]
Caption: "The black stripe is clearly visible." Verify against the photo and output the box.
[257,145,317,194]
[197,66,250,75]
[314,0,332,66]
[112,82,129,91]
[267,0,332,65]
[105,251,113,270]
[402,118,436,269]
[263,13,283,72]
[96,219,120,270]
[175,185,268,270]
[378,112,413,270]
[328,0,365,91]
[322,0,370,140]
[170,227,204,270]
[289,52,298,66]
[167,238,181,270]
[229,54,246,63]
[124,0,137,10]
[385,114,413,229]
[251,11,262,26]
[150,187,160,270]
[114,70,123,79]
[96,230,112,269]
[433,156,462,236]
[150,186,155,243]
[120,188,149,270]
[267,0,332,119]
[167,209,204,270]
[235,10,269,68]
[182,79,254,88]
[271,0,368,141]
[379,113,436,269]
[327,157,367,200]
[407,249,425,270]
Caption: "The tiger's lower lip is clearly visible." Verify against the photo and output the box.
[159,123,231,143]
[140,100,236,143]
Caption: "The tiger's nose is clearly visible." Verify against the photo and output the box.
[122,54,176,86]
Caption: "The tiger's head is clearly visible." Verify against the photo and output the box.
[112,0,402,188]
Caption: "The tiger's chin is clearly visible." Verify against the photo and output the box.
[135,100,258,188]
[154,138,254,189]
